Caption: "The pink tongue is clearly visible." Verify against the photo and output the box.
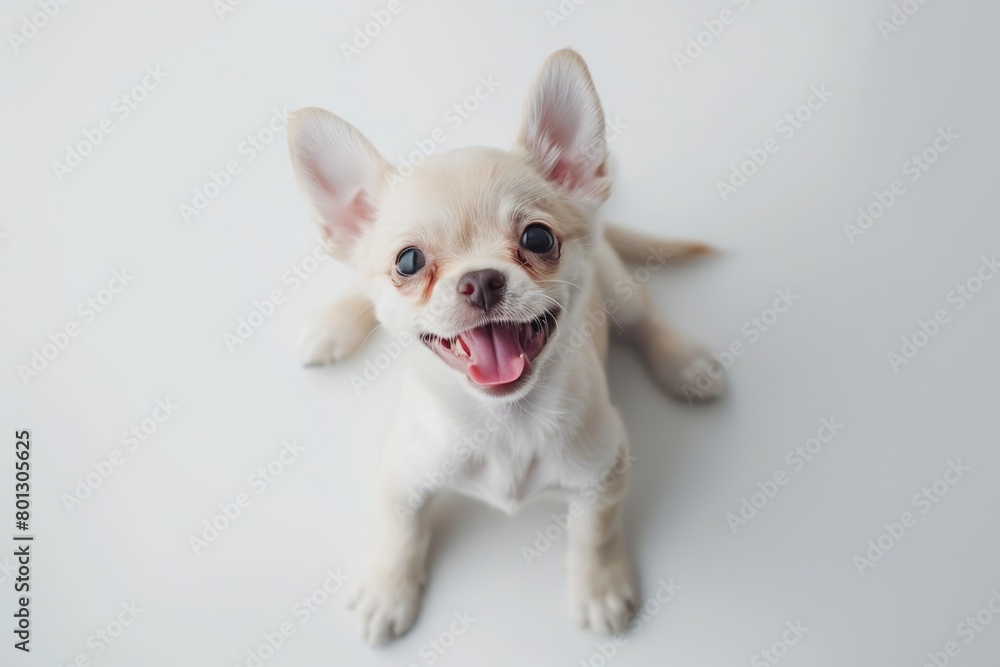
[463,322,526,386]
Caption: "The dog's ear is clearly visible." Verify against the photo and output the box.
[288,108,391,259]
[517,49,610,206]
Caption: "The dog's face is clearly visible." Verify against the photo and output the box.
[288,50,610,401]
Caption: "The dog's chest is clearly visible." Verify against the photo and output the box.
[451,449,546,513]
[446,418,597,514]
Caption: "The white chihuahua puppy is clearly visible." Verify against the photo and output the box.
[287,49,724,644]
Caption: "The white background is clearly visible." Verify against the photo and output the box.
[3,0,1000,665]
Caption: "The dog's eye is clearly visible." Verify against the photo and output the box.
[520,224,555,254]
[396,247,425,276]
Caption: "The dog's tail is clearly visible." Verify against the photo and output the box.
[603,222,716,265]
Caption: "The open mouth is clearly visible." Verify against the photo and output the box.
[421,310,559,392]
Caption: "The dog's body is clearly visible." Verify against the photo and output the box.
[288,49,723,644]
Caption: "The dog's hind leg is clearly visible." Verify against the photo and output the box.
[299,288,379,366]
[595,236,725,403]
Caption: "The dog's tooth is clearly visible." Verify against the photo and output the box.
[456,336,471,358]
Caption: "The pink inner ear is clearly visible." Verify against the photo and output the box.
[321,187,376,248]
[534,101,600,191]
[549,155,583,190]
[342,189,377,242]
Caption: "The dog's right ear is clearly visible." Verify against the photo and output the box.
[287,108,391,260]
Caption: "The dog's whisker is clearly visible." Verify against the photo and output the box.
[356,322,386,351]
[536,279,625,334]
[330,301,376,348]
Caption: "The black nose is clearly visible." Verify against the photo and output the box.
[458,269,506,312]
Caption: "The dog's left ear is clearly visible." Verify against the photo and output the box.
[517,49,610,207]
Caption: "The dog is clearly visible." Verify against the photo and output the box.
[286,48,724,644]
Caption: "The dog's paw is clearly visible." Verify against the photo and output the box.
[347,570,422,645]
[658,348,726,404]
[299,295,376,367]
[569,554,637,635]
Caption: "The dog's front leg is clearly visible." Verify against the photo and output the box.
[566,437,637,635]
[299,288,377,366]
[347,459,431,645]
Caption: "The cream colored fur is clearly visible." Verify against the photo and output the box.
[287,48,724,645]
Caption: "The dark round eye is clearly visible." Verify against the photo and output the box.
[521,224,555,254]
[396,247,425,276]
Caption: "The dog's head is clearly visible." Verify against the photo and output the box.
[288,50,610,401]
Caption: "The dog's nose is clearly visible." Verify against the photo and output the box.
[457,269,506,312]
